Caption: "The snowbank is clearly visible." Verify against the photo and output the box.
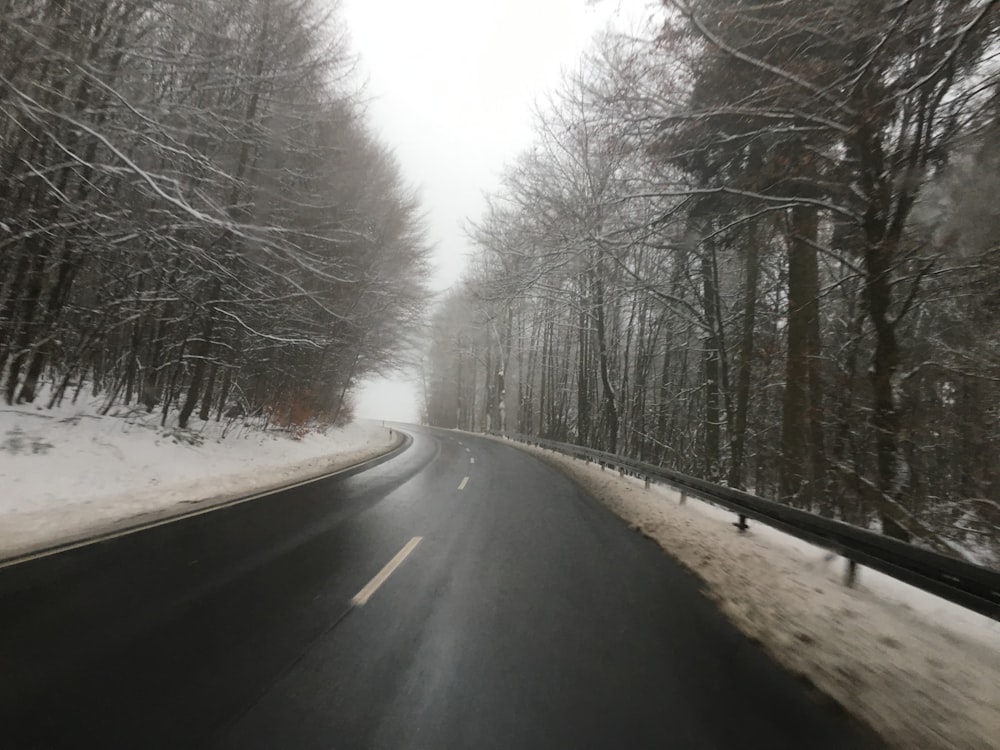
[504,439,1000,750]
[0,400,399,560]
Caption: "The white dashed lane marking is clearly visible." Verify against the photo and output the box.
[351,537,423,607]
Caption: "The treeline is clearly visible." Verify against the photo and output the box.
[0,0,428,428]
[425,0,1000,562]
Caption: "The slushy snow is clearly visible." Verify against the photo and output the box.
[504,438,1000,750]
[0,398,397,560]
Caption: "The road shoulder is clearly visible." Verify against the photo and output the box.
[495,435,1000,750]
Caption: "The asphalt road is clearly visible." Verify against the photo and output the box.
[0,425,880,749]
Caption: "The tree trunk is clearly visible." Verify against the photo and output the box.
[199,362,219,422]
[780,204,821,506]
[863,240,908,539]
[702,243,721,479]
[177,280,221,428]
[729,223,760,488]
[576,285,591,445]
[590,262,618,453]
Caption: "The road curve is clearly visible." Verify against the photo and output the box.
[0,425,880,749]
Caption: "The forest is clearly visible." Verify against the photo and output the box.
[0,0,428,429]
[423,0,1000,564]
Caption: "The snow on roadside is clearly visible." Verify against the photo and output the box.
[504,439,1000,750]
[665,481,1000,646]
[0,400,398,560]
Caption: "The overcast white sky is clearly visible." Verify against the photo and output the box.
[344,0,651,423]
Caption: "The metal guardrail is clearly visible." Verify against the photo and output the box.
[501,432,1000,622]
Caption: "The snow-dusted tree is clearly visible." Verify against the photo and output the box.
[426,2,1000,563]
[0,0,429,429]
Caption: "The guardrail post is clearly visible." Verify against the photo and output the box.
[679,490,687,505]
[619,467,625,478]
[644,476,650,489]
[734,515,748,532]
[845,559,858,587]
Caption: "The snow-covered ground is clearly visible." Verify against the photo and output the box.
[0,399,398,560]
[502,439,1000,750]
